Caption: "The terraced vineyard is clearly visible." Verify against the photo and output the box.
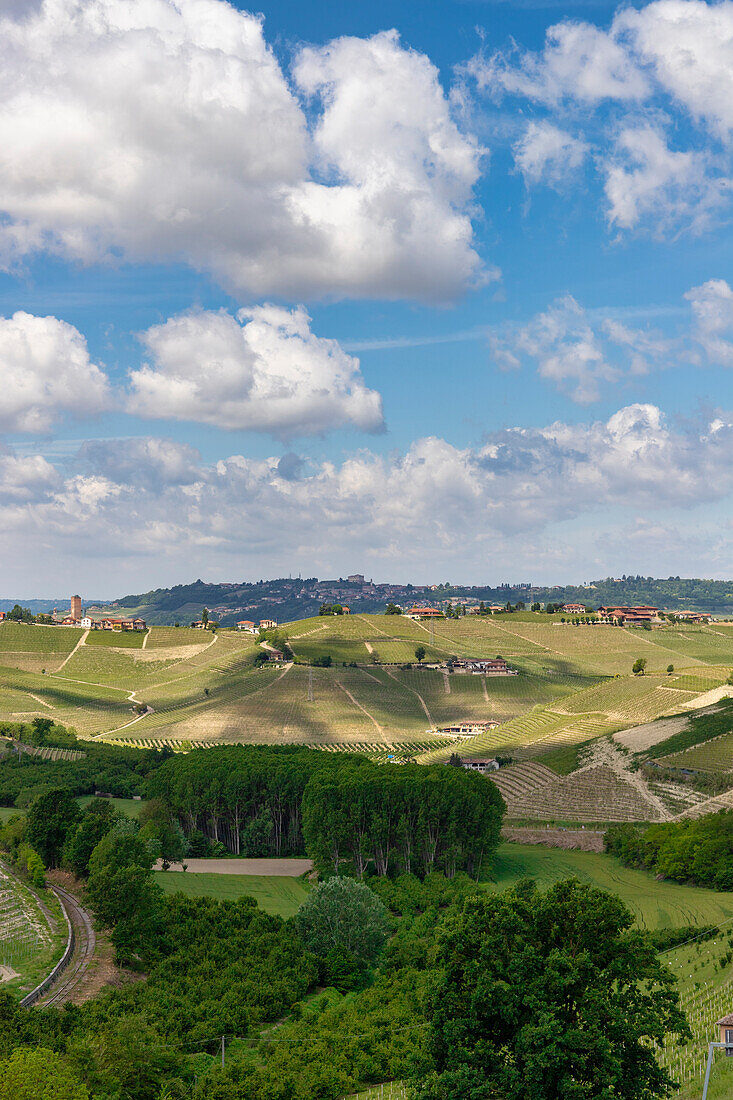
[0,862,64,998]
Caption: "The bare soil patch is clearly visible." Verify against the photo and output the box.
[614,715,691,752]
[154,857,313,876]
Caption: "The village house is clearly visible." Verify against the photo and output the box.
[460,759,500,773]
[562,603,587,614]
[405,606,443,620]
[260,618,278,629]
[452,657,517,675]
[236,620,257,632]
[434,720,500,738]
[671,609,713,623]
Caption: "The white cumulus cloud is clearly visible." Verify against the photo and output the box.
[0,311,110,432]
[686,278,733,366]
[513,121,588,186]
[0,1,483,301]
[129,305,384,438]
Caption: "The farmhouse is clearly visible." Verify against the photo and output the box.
[405,606,443,620]
[672,609,713,623]
[95,617,146,632]
[562,604,587,614]
[260,618,278,629]
[0,611,5,621]
[435,720,500,737]
[452,657,517,675]
[598,605,659,624]
[236,620,257,632]
[460,759,500,773]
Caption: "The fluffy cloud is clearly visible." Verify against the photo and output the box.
[0,451,59,502]
[474,1,733,237]
[686,278,733,366]
[617,1,733,138]
[0,2,483,300]
[129,305,384,438]
[489,295,677,402]
[9,404,733,582]
[513,121,588,186]
[604,124,730,233]
[476,19,648,105]
[0,311,110,432]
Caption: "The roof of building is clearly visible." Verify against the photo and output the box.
[717,1013,733,1026]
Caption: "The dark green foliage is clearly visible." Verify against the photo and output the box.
[150,746,504,878]
[605,813,733,890]
[414,880,689,1100]
[0,740,169,806]
[63,799,119,877]
[25,788,80,867]
[86,830,162,965]
[295,877,391,963]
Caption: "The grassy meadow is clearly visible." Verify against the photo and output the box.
[154,870,309,917]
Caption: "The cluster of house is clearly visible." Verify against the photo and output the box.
[596,604,661,624]
[53,596,146,631]
[235,618,278,632]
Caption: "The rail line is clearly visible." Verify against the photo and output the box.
[38,886,96,1007]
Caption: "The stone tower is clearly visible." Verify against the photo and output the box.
[70,594,82,620]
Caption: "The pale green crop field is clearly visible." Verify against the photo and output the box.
[154,871,309,917]
[0,612,731,752]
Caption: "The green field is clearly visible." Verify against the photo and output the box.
[76,796,148,819]
[1,615,732,765]
[154,871,309,917]
[484,843,733,929]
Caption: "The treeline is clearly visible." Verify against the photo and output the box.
[0,737,170,806]
[605,813,733,891]
[150,746,505,877]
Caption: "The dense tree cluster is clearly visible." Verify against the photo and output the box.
[0,739,170,807]
[605,813,733,891]
[415,881,688,1100]
[150,747,504,877]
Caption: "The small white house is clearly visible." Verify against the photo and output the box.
[81,616,93,629]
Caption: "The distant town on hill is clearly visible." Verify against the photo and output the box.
[7,573,732,626]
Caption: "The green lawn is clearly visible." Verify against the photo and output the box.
[484,843,733,930]
[154,871,309,917]
[76,795,148,819]
[0,806,21,822]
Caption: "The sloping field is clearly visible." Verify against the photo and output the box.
[487,762,556,806]
[146,627,210,649]
[660,732,733,773]
[504,764,664,822]
[84,630,145,648]
[484,843,733,928]
[0,622,82,673]
[154,871,309,917]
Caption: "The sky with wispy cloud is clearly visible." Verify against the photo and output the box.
[2,0,733,594]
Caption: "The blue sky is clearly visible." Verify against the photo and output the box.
[2,0,733,595]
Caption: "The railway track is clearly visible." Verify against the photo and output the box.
[38,885,96,1007]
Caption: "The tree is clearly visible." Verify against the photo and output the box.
[415,880,688,1100]
[667,664,674,675]
[0,1049,88,1100]
[26,788,80,868]
[415,645,426,663]
[30,717,54,745]
[63,799,119,877]
[632,657,647,675]
[295,877,390,964]
[6,604,33,624]
[385,603,402,615]
[201,607,209,628]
